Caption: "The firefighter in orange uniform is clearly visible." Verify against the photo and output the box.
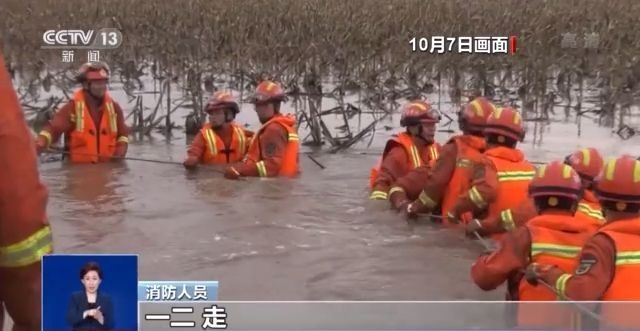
[183,91,253,169]
[468,147,605,237]
[36,62,130,163]
[369,101,441,200]
[224,80,299,179]
[430,107,535,230]
[471,161,600,329]
[0,51,53,331]
[527,156,640,330]
[397,97,493,215]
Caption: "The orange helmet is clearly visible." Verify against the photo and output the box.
[564,148,604,181]
[76,62,110,82]
[459,97,495,131]
[399,100,440,127]
[252,80,285,104]
[484,106,525,141]
[529,161,583,201]
[205,90,239,115]
[594,156,640,205]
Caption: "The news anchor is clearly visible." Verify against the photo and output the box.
[66,262,115,330]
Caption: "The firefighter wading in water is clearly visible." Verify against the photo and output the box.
[183,91,254,168]
[396,97,494,216]
[468,147,606,238]
[369,101,441,201]
[471,161,601,329]
[418,107,536,231]
[36,62,130,163]
[0,51,53,331]
[224,80,300,179]
[527,155,640,330]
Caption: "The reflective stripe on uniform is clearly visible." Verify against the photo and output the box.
[577,203,604,221]
[500,209,515,230]
[531,243,581,258]
[39,130,52,145]
[408,145,423,168]
[106,102,117,133]
[555,273,572,300]
[429,145,439,161]
[388,186,405,196]
[288,133,299,142]
[369,190,388,200]
[497,171,536,182]
[0,226,53,267]
[468,186,487,208]
[418,191,437,208]
[256,160,268,177]
[117,136,129,144]
[75,101,85,132]
[615,251,640,265]
[234,126,246,154]
[203,128,218,155]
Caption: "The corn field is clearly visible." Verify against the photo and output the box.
[2,0,640,146]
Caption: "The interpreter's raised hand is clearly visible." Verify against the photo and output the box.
[94,306,104,325]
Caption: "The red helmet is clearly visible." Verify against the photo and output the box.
[76,62,110,82]
[484,106,525,141]
[529,161,583,201]
[564,148,604,181]
[252,80,285,104]
[594,156,640,205]
[459,97,495,131]
[399,100,440,127]
[205,90,239,115]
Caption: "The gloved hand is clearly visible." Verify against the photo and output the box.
[404,202,420,220]
[465,219,483,238]
[183,156,198,170]
[111,142,128,161]
[224,166,241,180]
[524,263,542,286]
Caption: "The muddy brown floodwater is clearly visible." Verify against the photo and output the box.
[38,113,639,303]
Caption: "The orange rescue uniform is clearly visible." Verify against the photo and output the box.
[537,218,640,330]
[451,146,535,229]
[471,212,600,329]
[39,89,129,163]
[392,134,485,215]
[186,123,253,165]
[234,114,299,177]
[370,132,440,200]
[478,190,604,236]
[0,52,53,331]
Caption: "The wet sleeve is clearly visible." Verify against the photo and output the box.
[237,124,287,177]
[471,227,531,291]
[392,165,432,202]
[539,233,615,300]
[372,146,409,194]
[0,59,50,251]
[479,199,537,235]
[185,132,206,162]
[411,143,457,210]
[451,157,498,217]
[39,101,74,146]
[113,102,130,144]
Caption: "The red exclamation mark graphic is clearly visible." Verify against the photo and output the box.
[510,36,517,55]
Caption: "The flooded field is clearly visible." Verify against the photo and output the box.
[32,83,638,302]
